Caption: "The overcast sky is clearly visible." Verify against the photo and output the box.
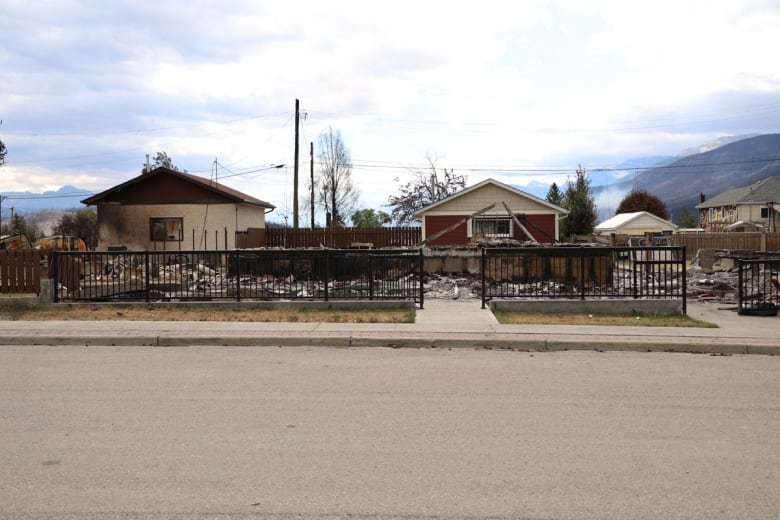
[1,0,779,223]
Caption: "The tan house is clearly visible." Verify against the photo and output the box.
[81,167,275,251]
[594,211,678,236]
[696,176,780,232]
[413,178,568,245]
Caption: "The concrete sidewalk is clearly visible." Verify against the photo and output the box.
[0,299,777,354]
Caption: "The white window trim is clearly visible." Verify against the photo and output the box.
[469,216,513,238]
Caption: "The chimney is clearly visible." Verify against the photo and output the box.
[699,192,705,204]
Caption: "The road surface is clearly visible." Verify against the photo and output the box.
[2,345,779,519]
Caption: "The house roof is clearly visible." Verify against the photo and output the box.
[594,211,678,232]
[697,176,780,209]
[412,178,568,217]
[81,167,275,209]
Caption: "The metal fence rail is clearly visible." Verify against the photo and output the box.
[737,258,780,316]
[481,246,686,310]
[53,249,424,305]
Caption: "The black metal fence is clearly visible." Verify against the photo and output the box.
[52,249,425,306]
[737,258,780,316]
[481,246,686,311]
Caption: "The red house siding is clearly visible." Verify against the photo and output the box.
[520,214,557,242]
[424,215,469,246]
[425,214,557,245]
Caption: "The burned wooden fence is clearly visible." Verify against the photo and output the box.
[0,249,41,294]
[481,246,686,311]
[52,249,424,305]
[737,257,780,316]
[238,227,422,249]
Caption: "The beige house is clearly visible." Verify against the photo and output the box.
[594,211,678,236]
[81,167,275,251]
[413,178,567,245]
[696,176,780,232]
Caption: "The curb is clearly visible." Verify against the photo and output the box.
[1,334,777,356]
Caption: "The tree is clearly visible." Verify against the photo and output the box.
[52,208,98,249]
[351,208,391,227]
[677,206,698,228]
[560,166,597,238]
[143,151,184,173]
[0,120,6,166]
[316,127,358,227]
[9,214,40,243]
[387,154,467,224]
[546,182,564,206]
[616,189,669,220]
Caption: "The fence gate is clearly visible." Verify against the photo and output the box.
[0,249,41,294]
[737,258,780,316]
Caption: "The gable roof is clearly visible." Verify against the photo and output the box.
[413,178,568,216]
[595,211,678,232]
[697,176,780,209]
[81,167,275,208]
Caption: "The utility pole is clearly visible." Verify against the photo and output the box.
[293,98,300,229]
[310,141,315,228]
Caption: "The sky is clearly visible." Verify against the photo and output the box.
[1,0,779,224]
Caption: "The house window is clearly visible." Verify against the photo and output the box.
[473,217,512,237]
[150,217,183,241]
[761,207,769,219]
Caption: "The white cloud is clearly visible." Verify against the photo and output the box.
[1,0,779,221]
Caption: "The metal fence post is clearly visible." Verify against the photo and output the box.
[368,254,374,301]
[51,252,59,303]
[579,247,585,300]
[481,247,487,309]
[144,251,150,303]
[419,248,424,309]
[234,251,241,302]
[737,257,743,312]
[324,249,329,302]
[681,246,687,315]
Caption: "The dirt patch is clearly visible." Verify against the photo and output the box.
[0,302,416,323]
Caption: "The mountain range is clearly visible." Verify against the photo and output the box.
[3,134,780,226]
[592,133,780,222]
[522,133,780,223]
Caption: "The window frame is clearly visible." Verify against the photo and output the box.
[150,217,184,242]
[472,216,513,238]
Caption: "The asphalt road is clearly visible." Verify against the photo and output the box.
[2,345,779,520]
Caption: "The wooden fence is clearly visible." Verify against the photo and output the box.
[0,249,41,294]
[236,227,421,249]
[672,233,780,257]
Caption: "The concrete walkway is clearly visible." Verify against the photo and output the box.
[0,299,777,355]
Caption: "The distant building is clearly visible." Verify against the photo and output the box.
[696,176,780,232]
[82,167,275,250]
[413,178,568,245]
[594,211,678,236]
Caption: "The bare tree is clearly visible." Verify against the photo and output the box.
[387,154,467,224]
[142,151,185,173]
[316,127,358,227]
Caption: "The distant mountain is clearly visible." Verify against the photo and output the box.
[0,185,92,215]
[596,133,780,222]
[674,134,760,158]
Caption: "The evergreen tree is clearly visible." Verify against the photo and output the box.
[677,206,698,228]
[560,166,597,238]
[546,182,563,205]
